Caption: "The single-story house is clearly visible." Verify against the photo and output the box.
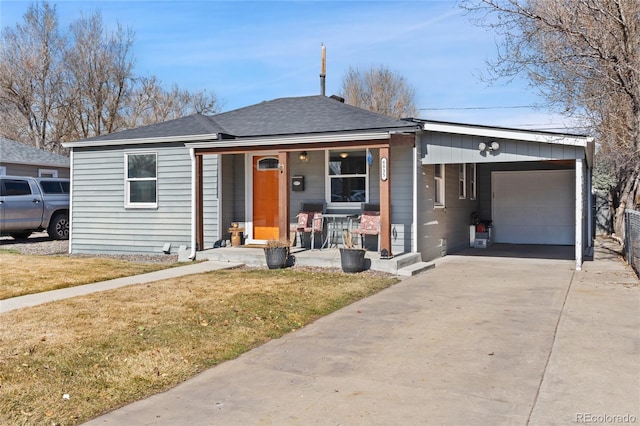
[62,95,594,270]
[0,137,70,178]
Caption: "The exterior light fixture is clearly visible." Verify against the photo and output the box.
[299,151,309,162]
[479,141,500,152]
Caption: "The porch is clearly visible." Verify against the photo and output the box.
[195,245,433,276]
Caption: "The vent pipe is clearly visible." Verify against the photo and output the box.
[320,43,326,96]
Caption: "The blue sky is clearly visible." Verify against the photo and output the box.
[1,0,573,130]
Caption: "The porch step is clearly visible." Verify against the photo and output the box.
[396,261,435,276]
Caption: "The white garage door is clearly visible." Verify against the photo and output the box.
[492,170,575,245]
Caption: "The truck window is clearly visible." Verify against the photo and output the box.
[40,181,62,194]
[2,180,32,196]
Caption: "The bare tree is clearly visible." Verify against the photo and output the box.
[340,65,417,119]
[464,0,640,237]
[0,1,220,152]
[124,77,220,128]
[0,2,65,150]
[64,11,135,139]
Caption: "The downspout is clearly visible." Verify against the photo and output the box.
[575,158,584,270]
[587,163,593,248]
[412,143,418,253]
[217,154,223,244]
[68,149,74,255]
[189,147,197,260]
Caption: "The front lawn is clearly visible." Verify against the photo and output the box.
[0,267,398,425]
[0,251,180,299]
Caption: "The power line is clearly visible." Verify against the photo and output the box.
[419,105,535,111]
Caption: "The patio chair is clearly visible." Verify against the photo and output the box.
[350,205,380,252]
[290,202,325,248]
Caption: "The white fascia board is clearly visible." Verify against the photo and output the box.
[185,131,391,149]
[62,133,219,148]
[423,122,589,147]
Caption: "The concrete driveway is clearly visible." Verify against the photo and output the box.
[85,240,639,425]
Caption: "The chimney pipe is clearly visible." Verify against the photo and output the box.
[320,43,326,96]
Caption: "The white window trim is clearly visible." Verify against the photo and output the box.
[38,168,58,178]
[0,166,6,175]
[458,164,466,199]
[469,163,477,200]
[125,152,158,209]
[325,149,369,209]
[435,163,445,208]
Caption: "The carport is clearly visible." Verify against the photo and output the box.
[418,120,594,270]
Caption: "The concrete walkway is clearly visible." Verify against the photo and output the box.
[0,260,242,313]
[80,239,639,425]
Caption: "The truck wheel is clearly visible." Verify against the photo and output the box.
[48,212,69,240]
[11,232,32,240]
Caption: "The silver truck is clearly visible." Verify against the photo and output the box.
[0,176,70,240]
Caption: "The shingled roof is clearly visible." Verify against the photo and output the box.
[80,113,226,142]
[211,95,419,137]
[0,138,69,167]
[70,95,419,145]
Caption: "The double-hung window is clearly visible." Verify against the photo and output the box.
[125,152,157,208]
[327,149,368,204]
[434,164,445,207]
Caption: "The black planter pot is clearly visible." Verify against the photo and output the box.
[340,248,366,273]
[264,247,288,269]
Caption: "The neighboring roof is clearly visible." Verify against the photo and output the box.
[418,119,592,147]
[0,138,69,167]
[64,95,421,148]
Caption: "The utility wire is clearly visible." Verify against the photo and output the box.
[419,105,535,111]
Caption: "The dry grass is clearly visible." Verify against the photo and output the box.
[0,251,179,299]
[0,267,398,425]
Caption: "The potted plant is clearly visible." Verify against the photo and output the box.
[339,231,366,273]
[264,238,290,269]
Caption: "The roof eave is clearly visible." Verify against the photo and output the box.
[62,133,220,148]
[184,129,417,150]
[422,121,590,147]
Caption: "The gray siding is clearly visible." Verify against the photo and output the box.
[202,154,220,249]
[422,132,584,164]
[289,150,326,219]
[71,144,218,255]
[417,163,480,262]
[221,154,246,242]
[390,145,414,254]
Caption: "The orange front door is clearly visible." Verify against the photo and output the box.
[252,156,279,241]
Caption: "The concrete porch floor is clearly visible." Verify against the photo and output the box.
[195,245,433,276]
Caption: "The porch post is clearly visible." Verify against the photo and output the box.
[278,151,290,242]
[195,153,204,251]
[575,158,584,270]
[379,146,392,257]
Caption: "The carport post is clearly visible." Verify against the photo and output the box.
[575,158,583,270]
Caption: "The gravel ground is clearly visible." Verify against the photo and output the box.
[0,232,178,263]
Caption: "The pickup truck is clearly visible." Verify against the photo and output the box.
[0,176,70,240]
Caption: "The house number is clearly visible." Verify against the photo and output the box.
[381,157,388,181]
